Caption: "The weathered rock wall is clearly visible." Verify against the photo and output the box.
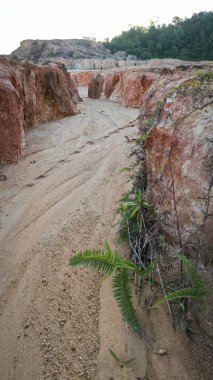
[87,60,213,107]
[104,70,157,107]
[88,68,157,107]
[66,58,138,70]
[70,71,96,87]
[0,58,79,163]
[139,69,213,262]
[88,74,104,99]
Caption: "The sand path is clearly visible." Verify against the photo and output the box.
[0,88,148,379]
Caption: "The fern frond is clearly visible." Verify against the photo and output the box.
[119,167,131,173]
[115,257,143,274]
[69,247,139,275]
[112,269,141,333]
[138,261,157,277]
[153,256,208,308]
[69,250,116,275]
[176,254,207,297]
[70,242,156,278]
[104,240,115,257]
[153,287,207,308]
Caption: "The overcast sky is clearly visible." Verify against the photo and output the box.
[0,0,212,54]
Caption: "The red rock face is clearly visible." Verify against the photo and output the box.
[65,72,82,103]
[70,71,96,87]
[0,68,25,162]
[0,58,79,162]
[139,71,213,262]
[88,68,157,107]
[88,73,104,99]
[121,71,157,107]
[104,72,120,98]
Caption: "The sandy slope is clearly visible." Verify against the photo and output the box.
[0,88,148,379]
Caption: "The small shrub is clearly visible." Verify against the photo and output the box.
[196,69,213,81]
[118,188,152,243]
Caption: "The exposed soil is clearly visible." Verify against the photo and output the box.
[0,88,212,380]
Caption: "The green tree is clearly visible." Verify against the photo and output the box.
[103,12,213,61]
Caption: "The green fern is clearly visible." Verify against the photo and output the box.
[70,241,155,333]
[153,254,207,308]
[118,188,152,242]
[176,254,207,297]
[70,249,116,276]
[70,241,155,277]
[153,287,206,308]
[112,269,141,333]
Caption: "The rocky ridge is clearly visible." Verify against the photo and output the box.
[10,39,140,70]
[11,39,112,60]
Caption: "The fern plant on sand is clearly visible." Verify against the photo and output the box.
[69,243,207,336]
[70,241,155,333]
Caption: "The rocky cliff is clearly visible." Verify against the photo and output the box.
[11,39,112,61]
[10,39,142,70]
[139,68,213,262]
[0,58,80,163]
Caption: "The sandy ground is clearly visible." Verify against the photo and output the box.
[1,88,211,380]
[0,88,148,380]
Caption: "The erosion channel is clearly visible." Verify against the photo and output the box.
[0,85,210,380]
[0,88,146,380]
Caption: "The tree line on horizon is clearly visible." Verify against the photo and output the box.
[103,12,213,61]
